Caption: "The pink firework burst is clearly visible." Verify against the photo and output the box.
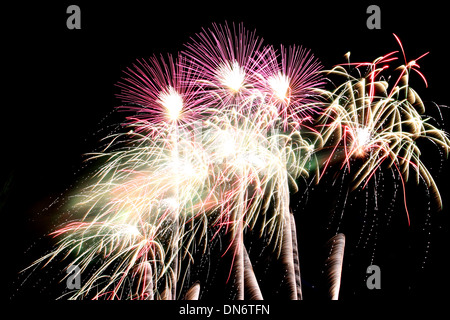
[258,45,325,129]
[182,22,271,108]
[116,53,207,131]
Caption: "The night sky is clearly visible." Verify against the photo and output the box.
[4,1,449,315]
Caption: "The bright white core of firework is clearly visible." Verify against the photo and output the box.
[216,60,246,93]
[157,86,184,121]
[356,127,371,148]
[268,72,290,101]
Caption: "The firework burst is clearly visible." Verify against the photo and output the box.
[317,38,450,226]
[117,53,208,131]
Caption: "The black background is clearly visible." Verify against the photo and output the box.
[4,0,450,315]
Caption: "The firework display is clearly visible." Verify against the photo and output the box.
[16,22,449,301]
